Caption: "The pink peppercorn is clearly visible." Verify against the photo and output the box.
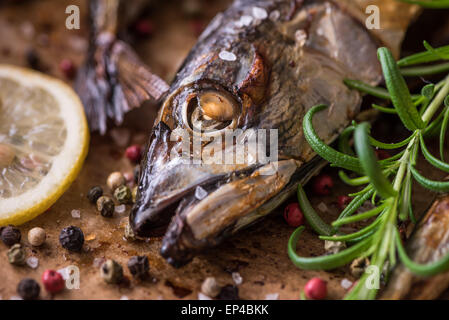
[304,277,327,300]
[134,20,154,37]
[59,59,76,79]
[375,149,390,160]
[337,195,352,210]
[42,269,65,294]
[283,203,304,227]
[311,174,333,196]
[125,145,142,163]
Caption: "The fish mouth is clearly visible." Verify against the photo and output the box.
[130,163,257,237]
[158,159,311,267]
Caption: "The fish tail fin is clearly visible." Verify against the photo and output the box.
[75,34,169,134]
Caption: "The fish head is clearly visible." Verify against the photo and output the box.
[130,0,385,265]
[130,44,280,237]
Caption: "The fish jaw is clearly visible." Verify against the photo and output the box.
[159,159,299,266]
[159,157,327,267]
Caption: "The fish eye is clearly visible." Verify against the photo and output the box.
[183,89,240,137]
[198,91,236,121]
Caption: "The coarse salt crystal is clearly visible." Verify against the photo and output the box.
[252,7,268,20]
[93,257,106,268]
[195,186,208,200]
[26,256,39,269]
[71,209,81,219]
[219,50,237,61]
[57,267,70,280]
[198,293,212,300]
[341,278,353,290]
[265,293,279,300]
[232,272,243,285]
[115,204,126,214]
[317,202,328,212]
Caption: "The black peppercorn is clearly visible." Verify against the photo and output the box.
[87,186,103,204]
[1,225,21,246]
[25,48,40,70]
[59,226,84,252]
[217,285,239,300]
[127,255,149,280]
[17,278,40,300]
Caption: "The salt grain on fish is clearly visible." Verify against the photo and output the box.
[252,7,268,20]
[219,50,237,61]
[195,186,208,200]
[269,10,280,21]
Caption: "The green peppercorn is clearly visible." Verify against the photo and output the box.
[114,185,132,204]
[7,243,26,265]
[87,186,103,204]
[350,257,370,278]
[100,259,123,284]
[96,196,115,218]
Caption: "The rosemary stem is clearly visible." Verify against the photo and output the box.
[422,76,449,123]
[393,134,417,191]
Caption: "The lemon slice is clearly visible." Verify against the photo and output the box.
[0,65,89,226]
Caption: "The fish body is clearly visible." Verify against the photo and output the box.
[129,0,418,266]
[382,196,449,300]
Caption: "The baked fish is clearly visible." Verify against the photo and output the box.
[127,0,420,266]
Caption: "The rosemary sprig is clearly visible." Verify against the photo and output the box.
[288,43,449,300]
[398,0,449,9]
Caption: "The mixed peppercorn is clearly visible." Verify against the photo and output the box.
[1,225,21,246]
[59,226,84,252]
